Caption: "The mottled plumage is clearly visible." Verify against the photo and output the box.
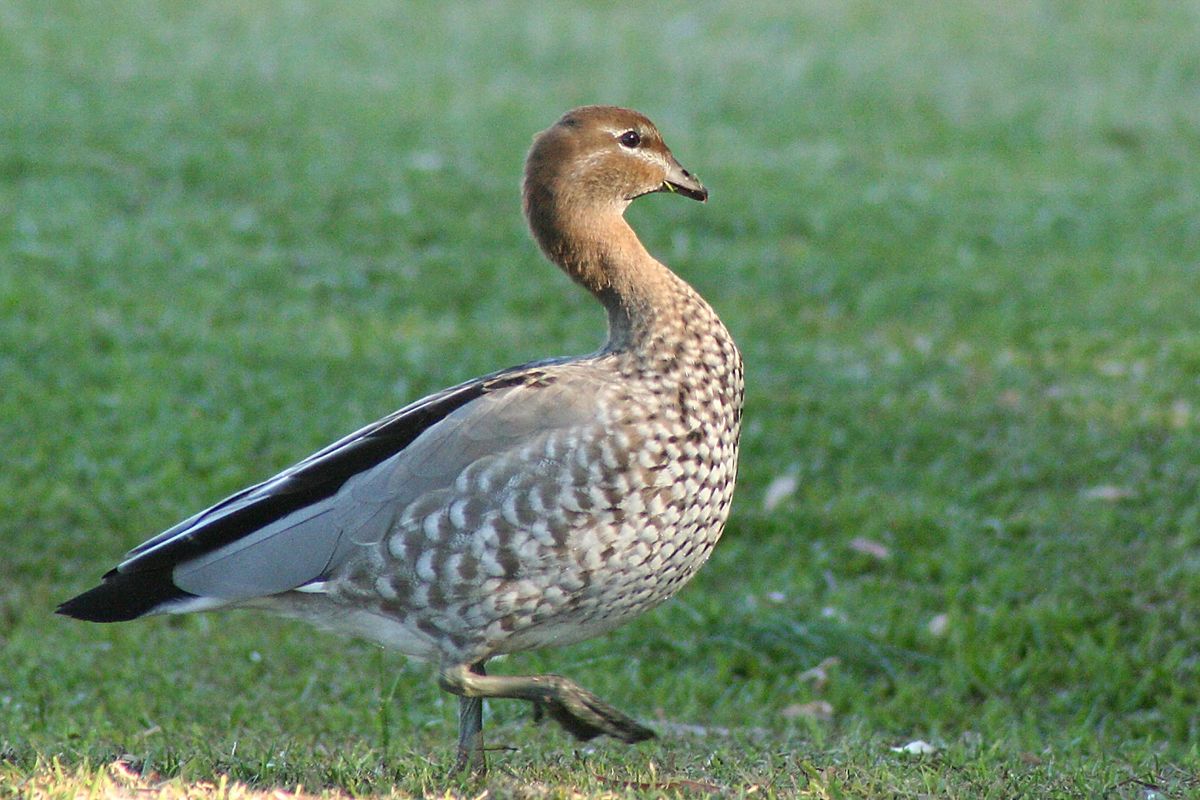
[59,105,743,773]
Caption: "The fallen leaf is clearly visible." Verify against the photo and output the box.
[762,471,798,512]
[1082,485,1135,502]
[798,657,840,690]
[849,536,890,560]
[782,700,834,722]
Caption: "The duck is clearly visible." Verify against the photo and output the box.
[58,105,744,774]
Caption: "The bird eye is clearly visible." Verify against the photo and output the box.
[618,130,641,148]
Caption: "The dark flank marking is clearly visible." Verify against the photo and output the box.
[458,552,479,582]
[427,582,448,611]
[390,574,414,603]
[514,494,540,527]
[497,547,522,580]
[552,518,572,547]
[574,491,595,512]
[432,547,453,580]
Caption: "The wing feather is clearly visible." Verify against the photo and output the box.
[57,356,613,621]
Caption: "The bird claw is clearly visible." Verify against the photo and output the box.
[536,678,656,743]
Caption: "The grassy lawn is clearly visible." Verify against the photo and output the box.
[3,0,1200,796]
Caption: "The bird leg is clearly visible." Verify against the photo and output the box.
[439,662,655,762]
[451,660,488,775]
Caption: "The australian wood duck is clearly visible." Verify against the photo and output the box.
[59,105,744,773]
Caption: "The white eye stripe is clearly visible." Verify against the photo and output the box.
[631,148,669,169]
[602,126,645,145]
[599,127,667,164]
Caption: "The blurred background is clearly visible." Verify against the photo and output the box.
[2,0,1199,792]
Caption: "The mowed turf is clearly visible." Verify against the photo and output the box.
[2,1,1200,797]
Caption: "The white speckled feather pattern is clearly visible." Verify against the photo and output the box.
[297,276,743,665]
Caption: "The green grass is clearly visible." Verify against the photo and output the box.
[3,1,1200,796]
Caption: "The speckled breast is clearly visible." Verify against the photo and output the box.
[332,298,742,664]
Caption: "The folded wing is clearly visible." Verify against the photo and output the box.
[57,357,608,622]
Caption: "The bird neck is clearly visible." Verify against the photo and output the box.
[525,190,679,352]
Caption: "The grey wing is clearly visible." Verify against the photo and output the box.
[171,364,615,600]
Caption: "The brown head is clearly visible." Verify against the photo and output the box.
[522,106,707,298]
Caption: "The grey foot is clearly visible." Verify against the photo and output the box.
[533,677,655,742]
[451,661,487,775]
[439,663,655,754]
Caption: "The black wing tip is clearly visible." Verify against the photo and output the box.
[57,568,194,623]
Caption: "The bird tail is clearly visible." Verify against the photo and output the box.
[56,568,195,623]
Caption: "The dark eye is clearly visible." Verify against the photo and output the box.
[618,130,641,148]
